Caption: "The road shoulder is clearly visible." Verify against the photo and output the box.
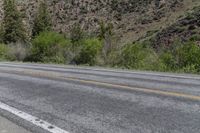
[0,115,31,133]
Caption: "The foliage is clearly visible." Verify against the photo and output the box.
[70,23,84,46]
[189,34,200,41]
[0,43,8,60]
[98,21,114,40]
[120,43,160,70]
[159,41,200,73]
[176,42,200,72]
[7,42,29,61]
[159,52,176,71]
[29,31,70,63]
[0,0,27,44]
[74,38,102,65]
[0,42,28,61]
[32,0,52,37]
[98,21,116,64]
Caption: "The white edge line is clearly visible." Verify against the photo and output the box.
[0,102,69,133]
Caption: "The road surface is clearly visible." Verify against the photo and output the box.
[0,62,200,133]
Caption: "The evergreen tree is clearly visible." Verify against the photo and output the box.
[70,23,84,45]
[0,0,27,44]
[32,0,52,37]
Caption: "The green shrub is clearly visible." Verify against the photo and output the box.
[159,52,177,71]
[159,41,200,73]
[0,43,8,60]
[189,34,200,41]
[7,42,29,61]
[176,41,200,72]
[120,43,160,70]
[29,31,70,63]
[0,42,29,61]
[74,38,102,65]
[179,65,198,74]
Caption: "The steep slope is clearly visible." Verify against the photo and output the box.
[145,5,200,50]
[0,0,200,44]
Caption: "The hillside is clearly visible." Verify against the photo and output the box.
[146,6,200,50]
[1,0,200,44]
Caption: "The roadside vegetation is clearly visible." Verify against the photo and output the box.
[0,0,200,74]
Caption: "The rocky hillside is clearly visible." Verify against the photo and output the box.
[0,0,200,44]
[143,5,200,50]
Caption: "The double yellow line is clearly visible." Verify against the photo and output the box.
[1,68,200,101]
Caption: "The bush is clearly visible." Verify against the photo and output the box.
[189,34,200,41]
[159,52,177,71]
[0,42,29,61]
[180,65,199,73]
[0,43,8,60]
[159,41,200,73]
[7,42,29,61]
[29,31,70,63]
[120,43,160,70]
[177,41,200,72]
[74,38,102,65]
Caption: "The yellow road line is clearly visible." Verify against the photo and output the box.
[66,77,200,101]
[1,68,200,101]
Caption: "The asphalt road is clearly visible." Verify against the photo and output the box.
[0,62,200,133]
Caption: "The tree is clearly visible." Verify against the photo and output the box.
[70,23,84,46]
[69,23,84,63]
[98,21,114,40]
[98,21,116,64]
[32,0,52,37]
[0,0,27,44]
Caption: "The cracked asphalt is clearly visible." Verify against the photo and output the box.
[0,62,200,133]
